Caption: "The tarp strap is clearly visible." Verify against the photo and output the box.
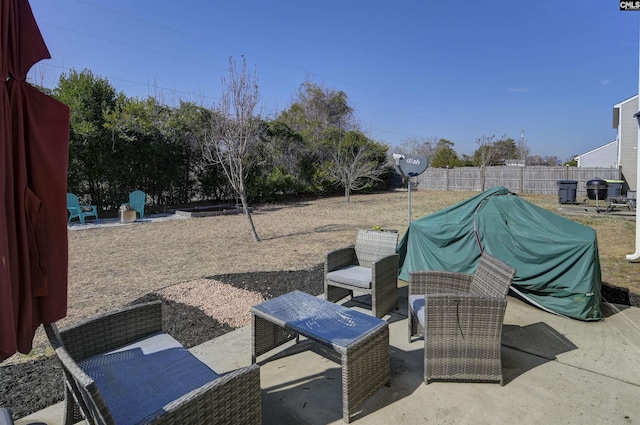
[473,218,483,254]
[473,197,490,254]
[472,190,512,254]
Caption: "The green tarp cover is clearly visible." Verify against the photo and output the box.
[397,186,603,321]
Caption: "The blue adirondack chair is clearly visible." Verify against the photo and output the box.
[129,190,147,219]
[67,193,98,225]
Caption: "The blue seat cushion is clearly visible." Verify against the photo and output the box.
[409,295,425,327]
[327,265,372,289]
[0,408,13,425]
[79,332,220,424]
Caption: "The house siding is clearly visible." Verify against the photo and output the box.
[575,141,618,168]
[618,96,638,191]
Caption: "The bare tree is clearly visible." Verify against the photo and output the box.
[396,136,437,165]
[203,56,263,242]
[327,144,387,203]
[474,134,501,191]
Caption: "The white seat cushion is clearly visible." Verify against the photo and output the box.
[409,295,425,327]
[327,265,372,289]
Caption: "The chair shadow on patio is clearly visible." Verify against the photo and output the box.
[501,322,578,385]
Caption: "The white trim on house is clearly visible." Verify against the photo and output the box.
[613,94,639,142]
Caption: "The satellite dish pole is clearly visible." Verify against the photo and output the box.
[408,174,414,224]
[394,153,428,227]
[393,154,410,225]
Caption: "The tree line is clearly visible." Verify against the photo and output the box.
[393,135,564,169]
[47,67,390,211]
[44,64,558,214]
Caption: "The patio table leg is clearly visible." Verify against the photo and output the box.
[342,325,390,423]
[251,314,296,362]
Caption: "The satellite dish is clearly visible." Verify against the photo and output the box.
[395,154,428,177]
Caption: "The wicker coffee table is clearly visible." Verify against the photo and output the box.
[251,290,390,423]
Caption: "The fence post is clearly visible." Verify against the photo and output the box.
[446,168,449,191]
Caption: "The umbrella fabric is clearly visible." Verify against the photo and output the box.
[1,0,70,361]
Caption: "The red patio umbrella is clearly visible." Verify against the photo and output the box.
[1,0,70,362]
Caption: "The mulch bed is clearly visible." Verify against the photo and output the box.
[601,283,640,307]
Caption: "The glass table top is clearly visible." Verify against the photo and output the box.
[252,290,386,349]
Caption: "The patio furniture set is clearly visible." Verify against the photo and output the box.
[67,190,147,225]
[43,228,516,424]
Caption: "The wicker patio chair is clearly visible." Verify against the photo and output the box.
[44,301,261,425]
[325,228,399,318]
[408,252,516,385]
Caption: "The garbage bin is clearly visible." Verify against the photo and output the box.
[557,180,578,204]
[604,179,624,198]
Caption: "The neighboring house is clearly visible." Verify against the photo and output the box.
[613,94,639,191]
[502,159,525,167]
[573,140,618,168]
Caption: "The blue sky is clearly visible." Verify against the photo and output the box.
[29,0,640,158]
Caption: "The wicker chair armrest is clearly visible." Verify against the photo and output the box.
[143,363,262,425]
[325,246,356,273]
[409,271,473,296]
[51,343,115,424]
[58,301,163,360]
[371,254,400,285]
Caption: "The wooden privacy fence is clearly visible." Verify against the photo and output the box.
[413,166,621,196]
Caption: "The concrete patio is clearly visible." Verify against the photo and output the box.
[16,287,640,425]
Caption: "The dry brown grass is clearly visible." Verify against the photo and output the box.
[62,191,476,323]
[16,189,640,360]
